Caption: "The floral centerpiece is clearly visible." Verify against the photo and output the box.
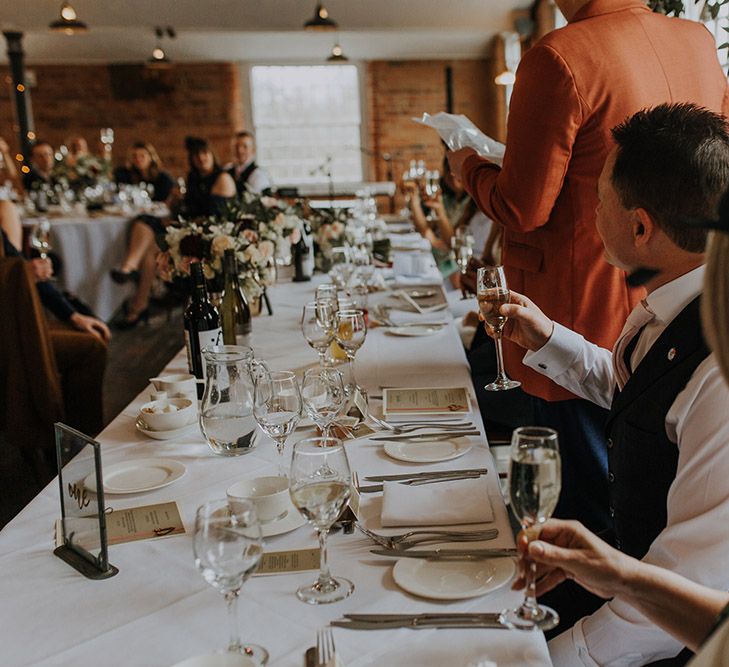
[308,207,351,272]
[156,191,305,300]
[53,154,111,195]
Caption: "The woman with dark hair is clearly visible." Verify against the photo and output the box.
[182,136,236,218]
[110,137,236,329]
[114,141,174,202]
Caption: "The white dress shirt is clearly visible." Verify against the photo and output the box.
[523,266,729,666]
[235,159,272,194]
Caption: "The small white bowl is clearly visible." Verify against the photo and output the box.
[227,476,291,523]
[138,398,195,432]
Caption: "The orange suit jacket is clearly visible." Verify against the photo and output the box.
[462,0,729,402]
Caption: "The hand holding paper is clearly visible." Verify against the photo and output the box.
[414,112,505,165]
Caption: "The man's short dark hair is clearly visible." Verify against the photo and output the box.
[235,131,254,141]
[31,140,53,152]
[611,102,729,253]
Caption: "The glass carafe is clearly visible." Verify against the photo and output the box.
[200,345,269,457]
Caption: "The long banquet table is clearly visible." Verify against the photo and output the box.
[0,264,551,666]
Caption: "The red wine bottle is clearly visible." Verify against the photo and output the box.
[184,262,222,396]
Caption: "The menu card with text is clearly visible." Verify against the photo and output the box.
[384,387,470,418]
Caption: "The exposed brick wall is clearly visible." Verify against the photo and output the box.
[365,57,504,187]
[1,56,504,188]
[0,62,244,178]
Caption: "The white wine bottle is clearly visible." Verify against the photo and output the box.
[220,248,252,346]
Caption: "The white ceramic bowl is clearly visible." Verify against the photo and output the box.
[227,476,291,523]
[138,398,195,432]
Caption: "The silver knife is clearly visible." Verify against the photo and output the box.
[371,430,481,442]
[358,473,482,493]
[344,613,503,622]
[370,547,517,560]
[332,613,506,630]
[365,468,489,482]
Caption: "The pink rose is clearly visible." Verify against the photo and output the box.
[259,240,275,258]
[243,229,259,243]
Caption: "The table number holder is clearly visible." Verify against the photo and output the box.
[53,423,118,580]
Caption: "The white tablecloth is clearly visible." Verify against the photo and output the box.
[25,213,133,321]
[0,264,551,667]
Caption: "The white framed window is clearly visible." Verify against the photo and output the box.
[249,65,363,185]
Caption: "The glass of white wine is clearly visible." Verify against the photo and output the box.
[333,309,367,393]
[193,499,267,664]
[477,266,521,391]
[501,427,561,631]
[289,437,353,604]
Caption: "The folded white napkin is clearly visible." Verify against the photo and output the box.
[380,477,493,527]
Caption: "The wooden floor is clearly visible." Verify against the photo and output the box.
[0,306,184,529]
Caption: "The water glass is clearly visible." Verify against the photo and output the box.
[301,368,346,437]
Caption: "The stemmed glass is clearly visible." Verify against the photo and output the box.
[477,266,521,391]
[424,170,441,222]
[193,499,268,664]
[301,301,335,367]
[301,368,346,437]
[289,437,353,604]
[333,309,367,393]
[501,427,561,631]
[253,370,302,476]
[452,230,474,298]
[30,217,52,260]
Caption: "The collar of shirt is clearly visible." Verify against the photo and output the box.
[629,265,704,371]
[571,0,650,23]
[234,159,255,179]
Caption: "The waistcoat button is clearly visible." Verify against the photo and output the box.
[608,472,615,483]
[607,438,613,449]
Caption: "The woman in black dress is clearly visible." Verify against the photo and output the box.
[114,141,174,202]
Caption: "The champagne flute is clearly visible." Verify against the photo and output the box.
[253,370,302,476]
[501,427,561,631]
[289,437,353,604]
[193,499,268,664]
[424,170,441,222]
[452,229,474,298]
[302,301,334,367]
[301,368,346,437]
[333,309,367,393]
[477,266,521,391]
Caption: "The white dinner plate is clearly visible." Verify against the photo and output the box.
[386,325,446,337]
[170,654,255,667]
[392,556,515,600]
[136,419,199,441]
[261,506,307,537]
[383,439,472,463]
[88,458,187,494]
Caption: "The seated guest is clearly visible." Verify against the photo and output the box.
[491,103,729,664]
[23,141,59,192]
[110,137,236,329]
[64,135,88,167]
[0,136,22,195]
[184,136,237,218]
[405,158,492,289]
[114,141,175,202]
[224,131,272,195]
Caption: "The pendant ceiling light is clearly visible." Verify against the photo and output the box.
[147,26,175,69]
[304,3,338,30]
[49,3,89,35]
[494,69,516,85]
[327,43,348,62]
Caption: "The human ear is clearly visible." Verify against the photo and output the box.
[633,208,655,247]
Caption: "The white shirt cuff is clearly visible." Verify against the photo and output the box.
[523,322,586,379]
[549,620,600,667]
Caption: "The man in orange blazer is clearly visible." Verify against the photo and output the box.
[449,0,729,535]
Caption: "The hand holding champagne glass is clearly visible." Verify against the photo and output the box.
[289,437,354,604]
[501,427,561,631]
[193,499,267,663]
[477,266,521,391]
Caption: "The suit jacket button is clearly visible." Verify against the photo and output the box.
[608,472,615,483]
[609,506,615,518]
[607,438,613,449]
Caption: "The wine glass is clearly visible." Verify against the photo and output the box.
[30,217,52,260]
[289,437,353,604]
[253,370,302,476]
[333,309,367,393]
[501,427,561,631]
[477,266,521,391]
[302,302,335,367]
[424,170,441,222]
[452,230,474,298]
[193,499,268,664]
[301,368,346,437]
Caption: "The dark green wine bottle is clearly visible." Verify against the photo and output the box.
[221,248,252,346]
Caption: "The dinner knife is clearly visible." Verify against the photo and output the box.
[371,430,481,442]
[331,613,506,630]
[370,547,518,560]
[344,612,503,623]
[365,468,489,482]
[358,473,482,493]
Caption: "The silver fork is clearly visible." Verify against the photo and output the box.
[356,523,499,550]
[316,627,335,667]
[369,413,473,434]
